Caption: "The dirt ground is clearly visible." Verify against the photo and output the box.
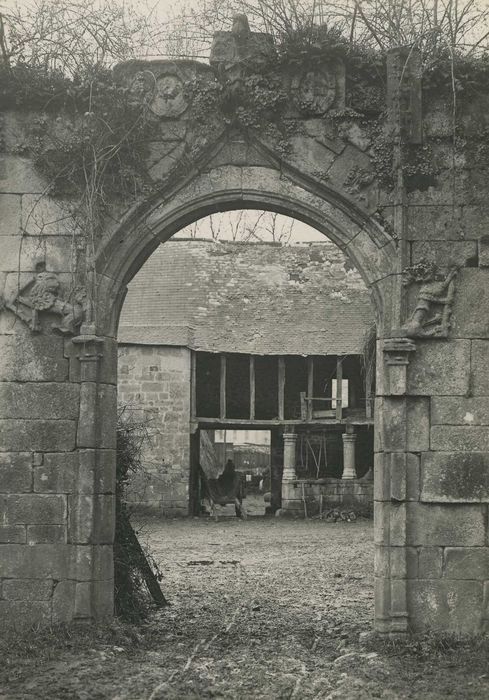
[1,515,489,699]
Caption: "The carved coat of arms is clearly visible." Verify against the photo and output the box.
[121,61,194,119]
[290,61,345,116]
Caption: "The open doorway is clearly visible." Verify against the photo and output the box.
[117,209,375,519]
[193,428,271,517]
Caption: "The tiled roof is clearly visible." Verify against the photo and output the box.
[118,239,373,355]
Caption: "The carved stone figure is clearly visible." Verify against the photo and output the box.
[401,260,458,338]
[0,261,87,334]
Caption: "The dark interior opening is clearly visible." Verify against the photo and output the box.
[196,352,220,417]
[226,353,250,419]
[284,356,308,419]
[255,356,278,419]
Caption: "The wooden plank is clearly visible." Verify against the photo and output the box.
[190,351,197,420]
[195,416,373,426]
[307,357,314,421]
[249,356,255,420]
[336,356,343,421]
[220,354,226,420]
[278,356,285,420]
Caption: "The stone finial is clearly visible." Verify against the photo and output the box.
[210,17,274,70]
[232,14,250,36]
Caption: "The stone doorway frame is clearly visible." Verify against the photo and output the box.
[88,162,403,633]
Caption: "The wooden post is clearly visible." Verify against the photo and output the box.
[190,351,197,420]
[365,361,373,420]
[223,429,227,470]
[336,356,343,421]
[307,356,314,421]
[189,429,201,516]
[278,356,285,420]
[220,354,226,420]
[250,355,255,420]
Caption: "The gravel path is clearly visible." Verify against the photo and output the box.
[1,516,488,699]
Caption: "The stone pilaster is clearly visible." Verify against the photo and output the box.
[375,336,417,635]
[386,46,422,145]
[70,328,114,621]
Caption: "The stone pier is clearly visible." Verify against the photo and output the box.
[342,429,357,479]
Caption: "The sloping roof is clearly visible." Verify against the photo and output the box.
[118,239,373,355]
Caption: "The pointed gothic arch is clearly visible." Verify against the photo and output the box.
[97,160,397,340]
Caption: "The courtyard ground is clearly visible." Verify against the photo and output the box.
[1,516,489,699]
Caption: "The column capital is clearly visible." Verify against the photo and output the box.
[383,336,416,395]
[383,336,416,364]
[72,334,104,381]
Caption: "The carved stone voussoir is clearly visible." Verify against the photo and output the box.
[0,261,87,335]
[401,260,459,339]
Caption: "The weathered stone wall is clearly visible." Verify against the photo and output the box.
[118,345,191,515]
[283,478,374,516]
[1,38,489,634]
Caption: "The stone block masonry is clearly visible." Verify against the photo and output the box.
[118,345,191,515]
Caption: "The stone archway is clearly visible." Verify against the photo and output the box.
[2,29,489,636]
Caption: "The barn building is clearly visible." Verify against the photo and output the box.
[117,237,375,516]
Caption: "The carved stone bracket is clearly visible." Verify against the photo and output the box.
[383,337,416,396]
[0,261,87,335]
